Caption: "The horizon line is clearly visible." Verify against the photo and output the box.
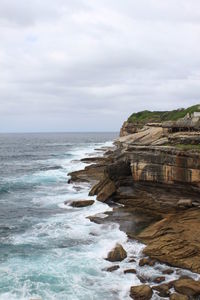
[0,131,119,134]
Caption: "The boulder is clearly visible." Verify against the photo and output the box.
[152,284,170,297]
[153,276,165,284]
[104,265,120,272]
[139,257,156,267]
[124,269,136,274]
[68,200,94,208]
[106,243,127,262]
[162,269,174,275]
[170,293,189,300]
[130,285,153,300]
[173,278,200,297]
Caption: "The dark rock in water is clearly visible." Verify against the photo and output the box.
[66,200,95,208]
[137,275,148,284]
[173,278,200,297]
[152,284,170,297]
[153,276,165,284]
[139,257,156,267]
[106,243,127,262]
[124,268,136,274]
[170,293,189,300]
[87,215,107,224]
[81,157,106,164]
[129,258,136,263]
[130,285,153,300]
[104,265,120,272]
[162,269,174,275]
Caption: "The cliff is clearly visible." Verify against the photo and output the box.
[68,106,200,297]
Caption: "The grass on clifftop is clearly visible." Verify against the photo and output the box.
[128,104,200,124]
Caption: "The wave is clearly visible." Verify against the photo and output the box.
[0,169,67,195]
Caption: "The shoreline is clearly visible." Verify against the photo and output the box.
[68,139,200,299]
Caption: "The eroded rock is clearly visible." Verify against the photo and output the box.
[170,293,189,300]
[104,265,120,272]
[106,243,127,262]
[139,257,156,267]
[152,284,170,298]
[96,179,116,202]
[68,200,95,208]
[124,269,136,274]
[153,276,165,284]
[130,285,153,300]
[173,278,200,297]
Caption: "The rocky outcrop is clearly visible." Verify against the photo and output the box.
[130,285,153,300]
[137,209,200,273]
[68,200,94,208]
[120,121,139,136]
[106,243,127,262]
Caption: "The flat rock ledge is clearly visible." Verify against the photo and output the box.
[65,200,95,208]
[106,243,127,262]
[130,285,153,300]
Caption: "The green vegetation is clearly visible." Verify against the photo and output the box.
[128,104,200,124]
[174,144,200,152]
[164,143,200,152]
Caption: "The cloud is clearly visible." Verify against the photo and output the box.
[0,0,200,132]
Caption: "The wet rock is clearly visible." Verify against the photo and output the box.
[129,258,136,263]
[139,257,156,267]
[173,278,200,297]
[124,269,136,274]
[130,285,153,300]
[137,275,148,284]
[153,276,165,284]
[68,200,94,208]
[162,269,174,275]
[104,265,120,272]
[170,293,189,300]
[152,284,170,297]
[106,243,127,262]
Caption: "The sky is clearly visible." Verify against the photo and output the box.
[0,0,200,132]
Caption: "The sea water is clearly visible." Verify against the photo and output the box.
[0,132,199,300]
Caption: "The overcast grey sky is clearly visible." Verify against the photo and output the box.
[0,0,200,132]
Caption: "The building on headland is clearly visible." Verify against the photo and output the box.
[162,112,200,134]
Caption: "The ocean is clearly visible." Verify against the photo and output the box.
[0,132,142,300]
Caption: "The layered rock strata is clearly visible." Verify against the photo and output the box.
[68,122,200,298]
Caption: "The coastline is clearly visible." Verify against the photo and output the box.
[68,135,200,299]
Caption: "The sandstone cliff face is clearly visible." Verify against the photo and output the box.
[128,147,200,188]
[117,126,200,190]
